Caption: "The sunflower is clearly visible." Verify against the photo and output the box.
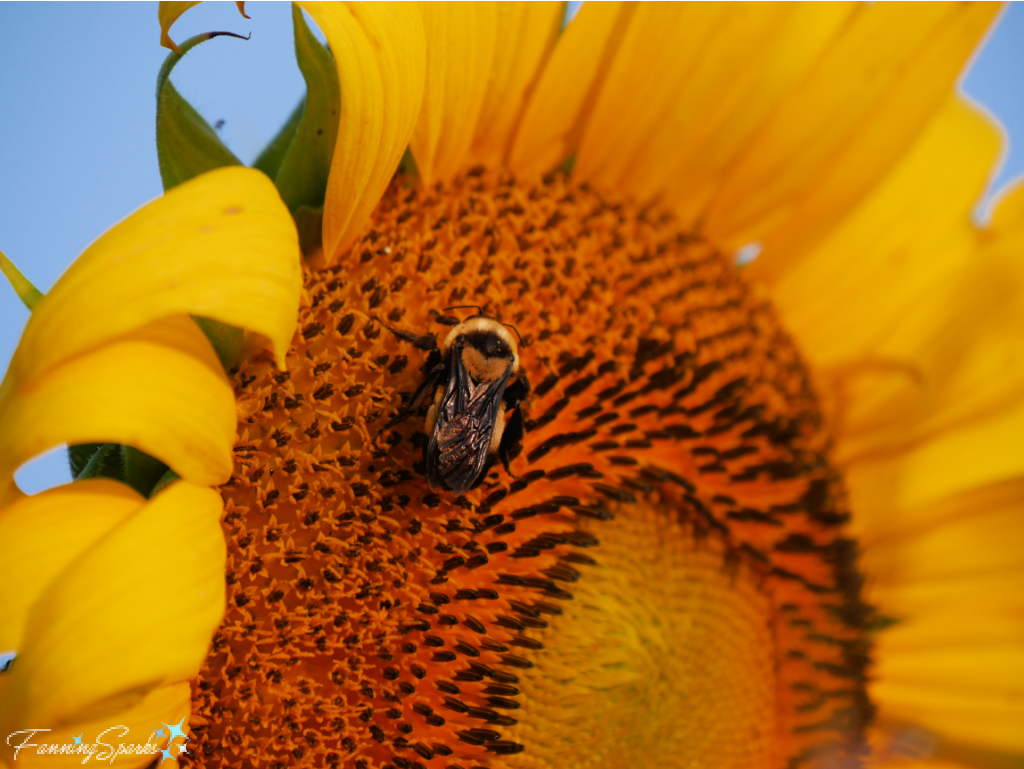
[1,3,1021,769]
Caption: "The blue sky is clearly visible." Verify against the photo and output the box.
[2,3,1023,494]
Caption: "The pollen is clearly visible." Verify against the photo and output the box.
[184,168,871,769]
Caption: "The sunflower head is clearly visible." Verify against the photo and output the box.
[2,4,1022,769]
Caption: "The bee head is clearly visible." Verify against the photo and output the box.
[442,317,519,384]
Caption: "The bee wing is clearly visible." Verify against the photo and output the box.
[426,352,512,496]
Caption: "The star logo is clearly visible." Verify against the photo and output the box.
[153,727,164,740]
[176,737,190,758]
[163,717,188,743]
[158,745,175,765]
[72,734,83,745]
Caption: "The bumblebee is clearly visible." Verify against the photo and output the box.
[375,309,530,496]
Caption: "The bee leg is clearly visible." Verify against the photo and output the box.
[500,458,519,481]
[370,316,438,352]
[504,373,530,403]
[373,410,412,446]
[373,363,445,446]
[429,309,464,327]
[498,404,526,479]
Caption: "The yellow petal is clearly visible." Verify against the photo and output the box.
[758,97,1000,358]
[2,482,224,729]
[508,1,634,178]
[853,477,1024,755]
[859,482,1024,653]
[704,2,999,250]
[861,478,1024,595]
[655,3,858,221]
[876,638,1024,696]
[872,676,1024,754]
[410,2,497,183]
[158,0,248,51]
[11,167,300,382]
[573,4,832,204]
[0,480,145,651]
[990,177,1024,232]
[871,725,1023,769]
[829,175,1024,525]
[301,2,426,261]
[158,1,201,52]
[0,317,235,499]
[760,98,1011,479]
[469,2,564,168]
[0,681,190,769]
[847,397,1024,547]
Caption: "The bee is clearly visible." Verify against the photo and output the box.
[374,307,530,496]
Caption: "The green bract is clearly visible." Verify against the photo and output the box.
[255,5,340,252]
[155,32,244,191]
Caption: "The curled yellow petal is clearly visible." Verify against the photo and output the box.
[0,480,145,651]
[0,681,190,769]
[11,166,300,382]
[469,1,563,167]
[0,317,235,499]
[158,1,201,52]
[410,2,497,183]
[158,0,249,51]
[509,1,633,177]
[301,2,426,260]
[1,482,225,729]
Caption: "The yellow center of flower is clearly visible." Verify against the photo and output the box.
[502,506,779,769]
[188,168,870,769]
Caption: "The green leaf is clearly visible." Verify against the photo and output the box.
[866,613,900,634]
[253,96,305,180]
[293,205,324,255]
[123,446,169,498]
[149,469,181,498]
[396,145,419,180]
[156,32,246,191]
[272,5,340,214]
[72,443,168,497]
[191,315,244,374]
[72,443,125,482]
[69,443,102,478]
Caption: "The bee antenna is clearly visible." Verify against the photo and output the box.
[503,322,526,347]
[443,304,485,317]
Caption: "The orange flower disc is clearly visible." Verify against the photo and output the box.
[186,168,871,769]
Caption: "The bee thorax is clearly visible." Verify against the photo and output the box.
[461,345,512,383]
